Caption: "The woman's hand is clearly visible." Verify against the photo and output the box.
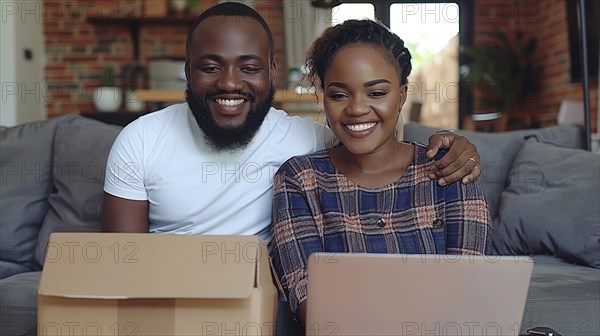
[426,132,481,186]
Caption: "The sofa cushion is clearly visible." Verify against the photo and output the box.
[403,123,584,218]
[0,116,76,272]
[521,255,600,335]
[36,117,122,265]
[0,271,41,336]
[0,261,33,280]
[493,139,600,267]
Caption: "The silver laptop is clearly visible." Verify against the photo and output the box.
[306,253,533,336]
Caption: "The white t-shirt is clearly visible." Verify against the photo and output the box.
[104,103,332,243]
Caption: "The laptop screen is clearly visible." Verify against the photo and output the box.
[306,253,533,336]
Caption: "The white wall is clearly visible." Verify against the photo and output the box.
[0,0,46,127]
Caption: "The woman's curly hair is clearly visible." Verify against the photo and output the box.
[306,19,412,90]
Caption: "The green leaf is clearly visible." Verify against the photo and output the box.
[100,66,117,87]
[459,30,540,113]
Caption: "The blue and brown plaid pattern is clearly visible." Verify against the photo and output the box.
[270,143,493,316]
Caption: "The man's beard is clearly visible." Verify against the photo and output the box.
[186,83,275,152]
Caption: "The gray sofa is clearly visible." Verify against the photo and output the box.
[405,122,600,335]
[1,116,598,335]
[1,116,122,336]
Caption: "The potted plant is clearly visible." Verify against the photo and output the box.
[460,30,542,129]
[94,66,122,112]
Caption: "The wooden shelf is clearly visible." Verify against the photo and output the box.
[135,90,184,102]
[88,16,322,106]
[135,89,322,104]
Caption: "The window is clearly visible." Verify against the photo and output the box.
[390,3,459,69]
[331,3,375,25]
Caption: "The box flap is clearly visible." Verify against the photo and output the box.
[38,233,267,299]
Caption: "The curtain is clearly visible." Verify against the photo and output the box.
[283,1,331,77]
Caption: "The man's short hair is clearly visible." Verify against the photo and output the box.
[186,2,275,61]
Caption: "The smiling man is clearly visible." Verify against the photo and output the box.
[101,2,481,243]
[185,13,276,151]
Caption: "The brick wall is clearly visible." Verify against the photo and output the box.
[44,0,597,132]
[43,0,285,118]
[473,0,598,132]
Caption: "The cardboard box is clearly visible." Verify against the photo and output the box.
[38,233,278,336]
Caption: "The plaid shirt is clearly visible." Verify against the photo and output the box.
[270,143,493,316]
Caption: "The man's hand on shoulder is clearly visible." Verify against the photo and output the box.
[425,130,481,186]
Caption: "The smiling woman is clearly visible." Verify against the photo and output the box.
[329,2,461,128]
[269,19,493,327]
[321,46,408,167]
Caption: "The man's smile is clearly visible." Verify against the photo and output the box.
[210,98,249,118]
[215,98,245,106]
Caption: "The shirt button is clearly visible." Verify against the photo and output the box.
[377,218,386,227]
[433,219,444,228]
